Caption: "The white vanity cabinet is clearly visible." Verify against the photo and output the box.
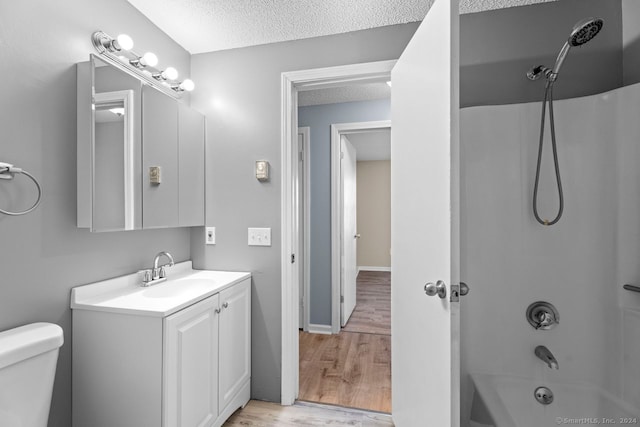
[164,281,251,427]
[71,264,251,427]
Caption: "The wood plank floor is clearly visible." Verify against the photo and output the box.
[298,270,392,413]
[223,400,394,426]
[341,271,391,335]
[298,331,391,413]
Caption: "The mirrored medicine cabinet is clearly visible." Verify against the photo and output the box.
[77,55,205,232]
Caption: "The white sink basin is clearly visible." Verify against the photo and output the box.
[70,261,251,317]
[141,279,213,298]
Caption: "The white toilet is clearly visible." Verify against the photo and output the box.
[0,322,64,427]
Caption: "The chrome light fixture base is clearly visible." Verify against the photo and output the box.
[90,30,194,99]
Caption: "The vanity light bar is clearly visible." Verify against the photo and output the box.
[91,31,195,96]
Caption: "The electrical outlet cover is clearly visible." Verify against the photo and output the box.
[206,227,216,245]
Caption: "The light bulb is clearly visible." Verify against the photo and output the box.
[141,52,158,67]
[116,34,134,51]
[163,67,178,81]
[179,79,195,92]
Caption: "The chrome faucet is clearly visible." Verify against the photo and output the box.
[140,251,174,286]
[153,251,174,279]
[535,345,559,369]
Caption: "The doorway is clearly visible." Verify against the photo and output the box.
[330,121,391,333]
[280,60,396,407]
[297,116,392,412]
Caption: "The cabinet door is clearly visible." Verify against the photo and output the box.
[178,104,205,226]
[218,279,251,411]
[164,294,219,427]
[142,85,179,228]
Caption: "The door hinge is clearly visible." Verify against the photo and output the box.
[299,151,304,161]
[340,295,344,303]
[291,254,295,264]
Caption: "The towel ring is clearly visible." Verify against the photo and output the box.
[0,165,43,216]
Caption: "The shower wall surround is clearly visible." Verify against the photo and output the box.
[460,82,640,421]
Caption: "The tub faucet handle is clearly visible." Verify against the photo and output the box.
[535,312,552,330]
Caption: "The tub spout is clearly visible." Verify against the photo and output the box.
[535,345,559,369]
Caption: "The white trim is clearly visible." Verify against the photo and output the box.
[281,60,396,406]
[281,72,298,406]
[330,120,392,334]
[358,266,392,272]
[307,324,333,335]
[298,126,311,332]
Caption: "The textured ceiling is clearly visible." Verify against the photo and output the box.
[299,82,391,107]
[126,0,557,54]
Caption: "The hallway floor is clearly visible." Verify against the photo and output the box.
[298,271,391,413]
[223,400,394,426]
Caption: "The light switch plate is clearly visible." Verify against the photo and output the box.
[206,227,215,245]
[248,227,271,246]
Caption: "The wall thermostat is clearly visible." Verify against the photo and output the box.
[256,160,270,182]
[149,166,161,184]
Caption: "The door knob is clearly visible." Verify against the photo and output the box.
[424,280,447,299]
[460,282,469,296]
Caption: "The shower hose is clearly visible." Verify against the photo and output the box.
[533,81,564,226]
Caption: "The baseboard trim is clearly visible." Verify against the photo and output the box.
[358,266,391,272]
[307,324,333,335]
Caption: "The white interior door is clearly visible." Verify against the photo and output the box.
[391,0,460,426]
[341,135,358,326]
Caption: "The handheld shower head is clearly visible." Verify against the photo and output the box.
[550,18,603,78]
[527,17,604,82]
[569,17,604,47]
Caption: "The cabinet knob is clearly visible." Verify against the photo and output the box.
[214,308,221,314]
[222,302,229,309]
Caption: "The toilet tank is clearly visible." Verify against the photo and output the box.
[0,323,64,427]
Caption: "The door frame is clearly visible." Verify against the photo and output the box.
[298,126,311,332]
[330,120,391,333]
[280,60,396,405]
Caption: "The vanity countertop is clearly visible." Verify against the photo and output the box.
[71,261,251,317]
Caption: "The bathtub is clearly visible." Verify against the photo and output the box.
[470,374,639,427]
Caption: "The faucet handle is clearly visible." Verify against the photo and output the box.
[535,312,553,330]
[159,266,166,279]
[137,269,153,285]
[526,301,559,330]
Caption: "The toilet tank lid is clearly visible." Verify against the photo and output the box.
[0,323,64,370]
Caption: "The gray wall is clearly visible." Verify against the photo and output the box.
[461,0,623,107]
[622,0,640,85]
[298,99,390,325]
[0,2,192,426]
[189,24,418,402]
